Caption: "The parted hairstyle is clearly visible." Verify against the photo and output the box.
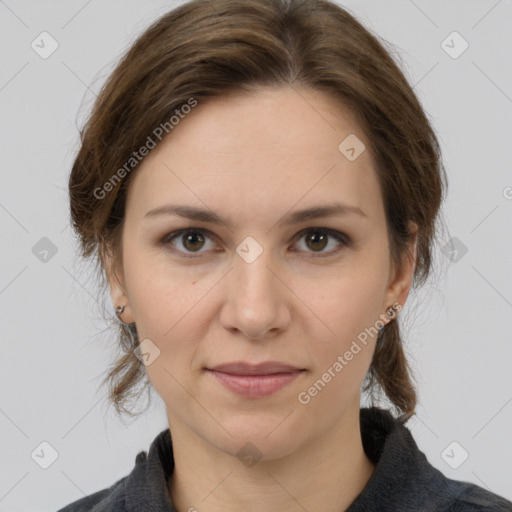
[68,0,448,423]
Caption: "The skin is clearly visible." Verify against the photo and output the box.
[105,86,418,512]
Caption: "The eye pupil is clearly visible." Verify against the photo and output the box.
[183,231,205,251]
[306,231,328,251]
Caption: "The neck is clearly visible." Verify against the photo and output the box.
[167,405,375,512]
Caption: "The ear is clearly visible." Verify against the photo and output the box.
[381,220,418,316]
[101,244,135,324]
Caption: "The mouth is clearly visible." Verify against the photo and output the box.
[205,361,306,398]
[206,361,306,375]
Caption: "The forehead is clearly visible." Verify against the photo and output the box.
[125,86,384,227]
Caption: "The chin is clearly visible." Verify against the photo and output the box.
[202,415,308,463]
[214,433,301,464]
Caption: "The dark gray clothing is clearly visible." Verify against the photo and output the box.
[56,407,512,511]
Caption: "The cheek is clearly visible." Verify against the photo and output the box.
[299,267,386,374]
[123,245,204,337]
[121,248,219,384]
[132,281,206,407]
[296,283,381,413]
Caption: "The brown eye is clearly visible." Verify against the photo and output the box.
[161,229,216,256]
[293,228,350,258]
[182,231,206,252]
[160,227,350,259]
[305,231,328,252]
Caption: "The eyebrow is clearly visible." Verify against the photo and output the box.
[144,201,367,228]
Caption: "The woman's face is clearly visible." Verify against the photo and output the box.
[107,86,416,459]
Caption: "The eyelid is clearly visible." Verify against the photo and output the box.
[160,226,351,258]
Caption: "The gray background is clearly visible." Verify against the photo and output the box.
[1,1,511,510]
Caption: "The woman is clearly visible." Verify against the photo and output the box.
[58,0,512,510]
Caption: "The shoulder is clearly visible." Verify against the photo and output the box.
[56,485,120,512]
[354,408,512,512]
[56,428,174,512]
[437,480,512,511]
[55,476,127,512]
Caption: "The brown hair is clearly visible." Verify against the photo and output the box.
[69,0,448,423]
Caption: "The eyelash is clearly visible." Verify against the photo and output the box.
[159,227,351,259]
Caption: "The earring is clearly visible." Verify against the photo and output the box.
[385,303,401,321]
[115,304,136,326]
[386,305,397,317]
[379,303,400,334]
[115,304,125,319]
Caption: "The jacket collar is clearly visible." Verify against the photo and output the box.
[120,406,493,511]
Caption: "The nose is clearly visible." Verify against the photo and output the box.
[219,245,291,340]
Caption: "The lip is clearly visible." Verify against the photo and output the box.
[205,361,306,398]
[207,361,305,375]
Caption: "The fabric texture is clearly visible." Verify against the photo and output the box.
[56,407,512,511]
